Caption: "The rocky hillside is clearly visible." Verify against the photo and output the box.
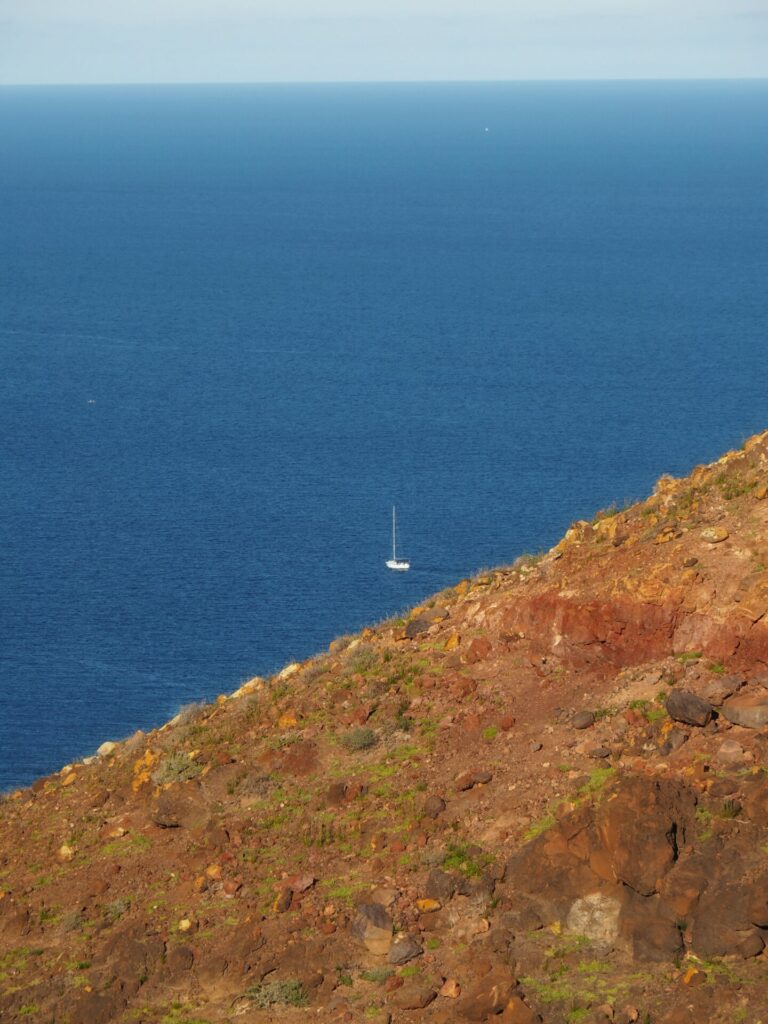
[3,430,768,1024]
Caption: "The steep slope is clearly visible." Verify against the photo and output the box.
[2,430,768,1024]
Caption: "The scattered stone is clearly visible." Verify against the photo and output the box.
[701,526,729,544]
[530,742,543,752]
[405,618,430,639]
[463,637,492,664]
[659,728,688,756]
[416,897,442,913]
[425,869,456,903]
[666,689,712,727]
[572,711,595,730]
[588,746,611,759]
[351,903,393,956]
[97,741,117,757]
[455,769,492,791]
[369,886,399,908]
[58,843,75,862]
[423,795,446,818]
[389,983,436,1010]
[274,888,292,912]
[439,978,461,999]
[388,934,422,965]
[716,738,746,766]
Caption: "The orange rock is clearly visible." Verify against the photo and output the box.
[439,978,461,998]
[701,526,729,544]
[278,710,298,729]
[132,749,158,792]
[416,898,441,913]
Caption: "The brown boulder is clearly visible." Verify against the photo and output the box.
[351,903,393,955]
[722,690,768,729]
[149,782,210,829]
[389,983,437,1009]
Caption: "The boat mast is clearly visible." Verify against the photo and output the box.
[392,506,397,561]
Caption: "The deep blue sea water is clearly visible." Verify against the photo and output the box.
[1,81,767,790]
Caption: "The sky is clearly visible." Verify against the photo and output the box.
[1,0,767,85]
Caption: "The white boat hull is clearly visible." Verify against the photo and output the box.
[386,559,410,571]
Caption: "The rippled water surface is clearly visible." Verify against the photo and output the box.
[1,82,767,789]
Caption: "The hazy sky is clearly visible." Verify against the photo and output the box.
[1,0,767,85]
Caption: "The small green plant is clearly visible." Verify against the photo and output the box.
[593,706,614,721]
[721,798,740,819]
[442,840,492,878]
[104,896,131,923]
[577,766,615,797]
[676,651,702,663]
[348,645,379,675]
[340,727,378,752]
[244,979,308,1009]
[483,725,498,742]
[707,661,725,675]
[524,813,556,841]
[399,964,421,979]
[360,967,393,984]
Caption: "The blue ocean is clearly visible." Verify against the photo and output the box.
[1,82,767,790]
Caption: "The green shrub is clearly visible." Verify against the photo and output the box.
[340,727,378,752]
[244,979,308,1008]
[152,751,202,785]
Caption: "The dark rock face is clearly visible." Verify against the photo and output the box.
[665,689,713,727]
[504,771,768,964]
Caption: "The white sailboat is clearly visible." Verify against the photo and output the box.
[386,506,410,571]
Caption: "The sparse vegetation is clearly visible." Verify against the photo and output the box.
[244,979,308,1008]
[152,751,203,785]
[340,727,378,752]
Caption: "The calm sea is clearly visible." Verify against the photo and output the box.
[1,82,767,790]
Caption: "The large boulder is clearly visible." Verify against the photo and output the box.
[665,690,712,727]
[722,690,768,729]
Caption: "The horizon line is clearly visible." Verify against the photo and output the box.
[1,75,768,89]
